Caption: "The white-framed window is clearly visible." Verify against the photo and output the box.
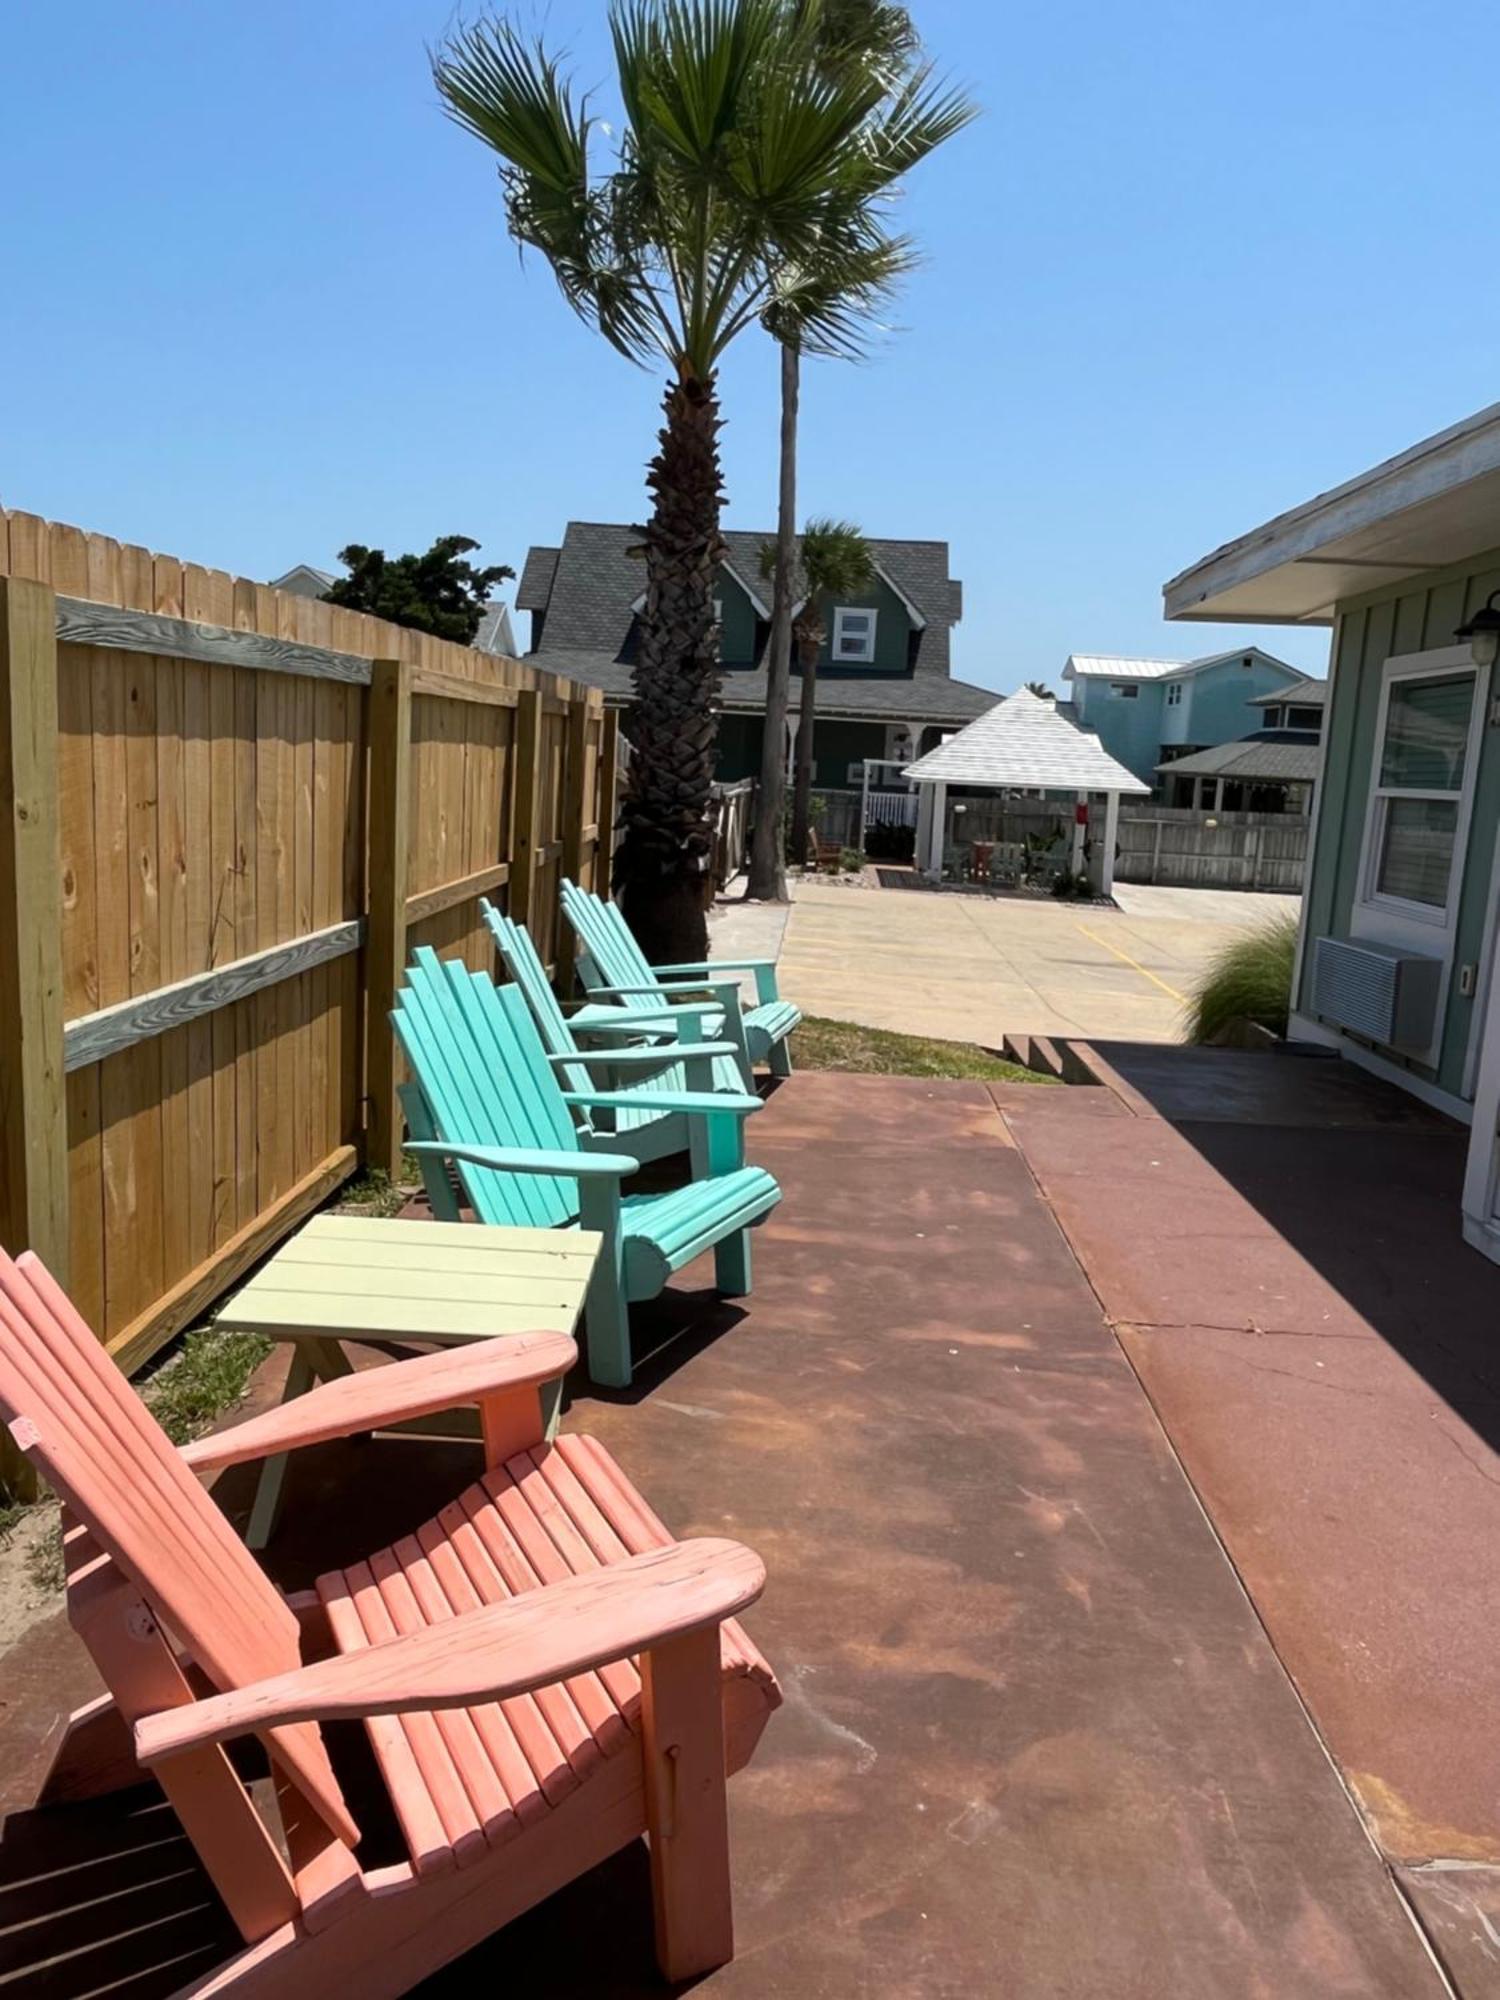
[1111,682,1139,699]
[832,606,877,664]
[1354,647,1488,955]
[1165,682,1182,707]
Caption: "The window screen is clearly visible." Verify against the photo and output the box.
[1376,797,1458,907]
[1379,675,1473,790]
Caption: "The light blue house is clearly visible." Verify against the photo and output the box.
[1058,648,1307,787]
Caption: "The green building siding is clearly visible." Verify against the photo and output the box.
[812,575,912,676]
[717,568,761,668]
[1300,549,1500,1099]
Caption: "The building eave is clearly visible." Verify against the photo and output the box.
[1163,399,1500,627]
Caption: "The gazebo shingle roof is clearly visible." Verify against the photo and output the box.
[903,690,1150,794]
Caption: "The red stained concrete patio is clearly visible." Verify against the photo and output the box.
[3,1060,1490,1994]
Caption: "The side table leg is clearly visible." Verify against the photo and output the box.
[246,1346,317,1551]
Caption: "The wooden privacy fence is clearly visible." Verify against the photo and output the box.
[0,511,619,1444]
[1114,806,1308,891]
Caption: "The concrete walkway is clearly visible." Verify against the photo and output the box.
[1005,1043,1500,1997]
[0,1072,1447,1997]
[753,875,1296,1046]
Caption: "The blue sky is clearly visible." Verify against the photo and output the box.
[3,0,1495,693]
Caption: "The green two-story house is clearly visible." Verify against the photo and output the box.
[515,522,995,786]
[1166,399,1500,1267]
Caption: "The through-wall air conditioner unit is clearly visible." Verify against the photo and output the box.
[1310,937,1442,1051]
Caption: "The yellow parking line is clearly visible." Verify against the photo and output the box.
[1074,923,1188,1005]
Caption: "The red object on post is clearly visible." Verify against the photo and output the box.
[1074,803,1089,825]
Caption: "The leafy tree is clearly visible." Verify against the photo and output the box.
[434,0,960,961]
[761,518,874,860]
[322,536,513,646]
[748,1,974,900]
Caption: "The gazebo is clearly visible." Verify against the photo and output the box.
[903,690,1150,896]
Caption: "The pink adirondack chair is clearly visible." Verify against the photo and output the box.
[0,1247,780,1995]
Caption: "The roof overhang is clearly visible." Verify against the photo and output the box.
[1164,400,1500,627]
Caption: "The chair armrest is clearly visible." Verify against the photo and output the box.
[180,1332,578,1473]
[561,1090,762,1117]
[582,981,743,1003]
[566,1001,723,1031]
[135,1538,766,1764]
[545,1043,741,1069]
[654,958,779,1004]
[652,958,777,977]
[405,1139,636,1179]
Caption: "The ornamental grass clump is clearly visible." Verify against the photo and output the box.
[1186,913,1298,1044]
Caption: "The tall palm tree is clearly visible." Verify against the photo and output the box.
[746,4,975,899]
[435,1,902,961]
[760,519,874,860]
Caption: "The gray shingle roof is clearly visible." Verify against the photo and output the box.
[904,691,1150,793]
[517,519,985,726]
[1158,734,1322,782]
[1249,674,1328,708]
[527,647,996,724]
[516,546,559,610]
[522,520,961,673]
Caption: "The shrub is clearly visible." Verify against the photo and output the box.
[1187,913,1298,1044]
[839,847,863,872]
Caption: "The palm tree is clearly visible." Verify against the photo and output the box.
[1024,680,1054,699]
[434,1,903,961]
[760,519,874,861]
[746,4,975,899]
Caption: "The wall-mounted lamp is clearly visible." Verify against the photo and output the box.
[1455,591,1500,668]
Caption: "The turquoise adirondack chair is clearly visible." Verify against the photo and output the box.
[481,901,748,1168]
[559,880,801,1084]
[392,948,781,1388]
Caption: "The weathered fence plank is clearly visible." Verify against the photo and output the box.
[56,596,371,685]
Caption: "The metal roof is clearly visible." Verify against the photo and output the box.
[903,691,1150,793]
[1157,735,1322,783]
[1163,399,1500,627]
[1062,646,1298,683]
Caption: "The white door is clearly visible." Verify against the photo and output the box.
[1463,945,1500,1261]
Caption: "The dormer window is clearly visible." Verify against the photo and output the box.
[1263,705,1284,728]
[1165,682,1182,707]
[833,607,878,664]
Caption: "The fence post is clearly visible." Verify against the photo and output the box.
[557,694,592,992]
[0,578,66,1499]
[596,708,620,900]
[364,658,412,1179]
[510,686,544,931]
[1150,816,1164,885]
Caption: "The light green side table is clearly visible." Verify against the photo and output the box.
[213,1214,601,1547]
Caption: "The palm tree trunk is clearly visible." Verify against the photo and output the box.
[789,630,819,864]
[747,339,799,900]
[616,367,725,963]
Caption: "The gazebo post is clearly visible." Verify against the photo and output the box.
[928,780,952,876]
[1097,789,1121,898]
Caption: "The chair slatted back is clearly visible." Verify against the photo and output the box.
[486,902,688,1129]
[0,1251,356,1845]
[560,880,651,994]
[393,948,583,1229]
[482,901,591,1097]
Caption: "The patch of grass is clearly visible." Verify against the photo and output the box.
[1187,914,1297,1044]
[333,1166,412,1218]
[0,1498,27,1544]
[790,1015,1053,1082]
[25,1517,64,1598]
[140,1327,274,1448]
